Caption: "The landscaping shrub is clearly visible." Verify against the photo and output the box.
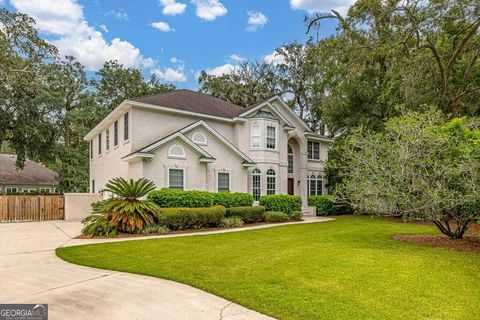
[309,195,335,216]
[148,188,215,208]
[225,206,265,223]
[140,224,170,235]
[214,192,254,208]
[219,216,244,228]
[156,205,226,230]
[81,213,117,237]
[259,195,301,214]
[264,211,290,222]
[288,211,303,221]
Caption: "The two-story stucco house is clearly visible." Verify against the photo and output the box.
[85,89,332,206]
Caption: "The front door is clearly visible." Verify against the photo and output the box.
[288,178,294,195]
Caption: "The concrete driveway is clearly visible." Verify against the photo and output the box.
[0,220,274,320]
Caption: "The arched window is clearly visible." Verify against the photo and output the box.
[287,145,293,174]
[266,169,276,195]
[168,144,185,158]
[307,174,323,196]
[192,132,207,145]
[252,168,261,201]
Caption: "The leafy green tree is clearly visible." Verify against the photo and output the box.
[333,107,480,239]
[0,8,59,168]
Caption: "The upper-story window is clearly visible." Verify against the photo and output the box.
[288,145,293,174]
[98,133,102,155]
[114,120,119,146]
[307,141,320,160]
[124,112,129,141]
[106,129,110,151]
[266,126,276,149]
[90,140,93,159]
[168,144,185,158]
[192,132,207,145]
[251,124,261,148]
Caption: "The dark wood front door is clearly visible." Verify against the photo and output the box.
[288,178,294,195]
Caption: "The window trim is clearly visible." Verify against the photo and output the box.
[251,124,261,149]
[192,132,207,145]
[251,168,261,201]
[98,133,102,155]
[106,129,110,151]
[168,168,185,190]
[168,144,186,159]
[307,174,323,196]
[307,141,321,160]
[123,112,129,142]
[114,120,119,147]
[266,169,276,195]
[266,125,277,150]
[217,172,230,193]
[287,145,293,174]
[90,140,93,159]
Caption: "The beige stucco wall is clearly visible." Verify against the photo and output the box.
[64,193,103,221]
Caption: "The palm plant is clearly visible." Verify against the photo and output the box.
[98,177,159,233]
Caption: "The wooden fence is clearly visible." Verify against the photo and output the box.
[0,195,64,222]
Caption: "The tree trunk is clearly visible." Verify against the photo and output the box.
[432,218,469,239]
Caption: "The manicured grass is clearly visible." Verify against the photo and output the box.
[57,217,480,320]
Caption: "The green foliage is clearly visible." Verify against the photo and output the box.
[214,192,254,208]
[140,224,170,235]
[147,188,215,208]
[288,211,303,221]
[309,195,335,216]
[219,216,244,228]
[81,213,117,237]
[334,108,480,238]
[259,194,302,214]
[264,211,290,223]
[93,178,159,233]
[156,205,226,230]
[225,206,265,223]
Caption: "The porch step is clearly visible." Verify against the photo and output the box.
[301,206,316,216]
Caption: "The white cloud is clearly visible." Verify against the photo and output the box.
[191,0,227,21]
[159,0,186,15]
[263,50,286,66]
[9,0,153,71]
[246,11,267,32]
[290,0,355,16]
[98,24,108,33]
[204,63,235,77]
[106,8,129,21]
[150,21,175,32]
[170,56,178,63]
[152,67,187,82]
[229,54,245,62]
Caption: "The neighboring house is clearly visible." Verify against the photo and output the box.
[85,90,332,205]
[0,154,59,194]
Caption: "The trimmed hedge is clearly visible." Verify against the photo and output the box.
[156,205,226,230]
[288,211,303,221]
[214,192,254,208]
[225,206,265,223]
[259,194,301,214]
[219,216,244,228]
[308,195,335,216]
[148,189,253,208]
[148,188,215,208]
[264,211,289,222]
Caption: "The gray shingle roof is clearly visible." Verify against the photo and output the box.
[0,154,58,185]
[133,89,248,118]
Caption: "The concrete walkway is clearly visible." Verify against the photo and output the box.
[0,216,331,320]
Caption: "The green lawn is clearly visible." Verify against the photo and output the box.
[57,217,480,320]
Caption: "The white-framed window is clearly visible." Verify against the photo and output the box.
[124,112,129,141]
[192,132,207,145]
[217,172,230,193]
[307,174,323,196]
[251,124,261,148]
[169,168,184,190]
[114,120,119,146]
[307,141,320,160]
[288,145,293,174]
[266,169,276,195]
[6,187,17,194]
[106,129,110,151]
[92,179,95,193]
[251,168,261,201]
[98,133,102,155]
[266,126,276,149]
[90,140,93,159]
[168,144,185,158]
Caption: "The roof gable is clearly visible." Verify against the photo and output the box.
[0,154,58,185]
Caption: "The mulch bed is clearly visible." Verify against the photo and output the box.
[385,217,480,253]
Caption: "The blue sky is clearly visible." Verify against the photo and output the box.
[2,0,354,89]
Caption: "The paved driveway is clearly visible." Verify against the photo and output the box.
[0,220,273,320]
